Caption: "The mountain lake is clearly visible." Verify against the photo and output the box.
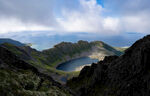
[56,57,99,72]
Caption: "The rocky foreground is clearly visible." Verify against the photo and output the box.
[67,35,150,96]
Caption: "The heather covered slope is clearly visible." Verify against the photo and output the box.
[67,35,150,96]
[0,45,73,96]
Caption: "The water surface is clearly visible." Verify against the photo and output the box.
[56,57,98,72]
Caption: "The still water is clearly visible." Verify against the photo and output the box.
[56,57,98,72]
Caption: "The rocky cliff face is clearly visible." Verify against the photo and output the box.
[0,45,74,96]
[67,35,150,96]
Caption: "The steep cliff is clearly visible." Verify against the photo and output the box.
[67,35,150,96]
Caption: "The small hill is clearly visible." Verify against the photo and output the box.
[0,38,25,46]
[67,35,150,96]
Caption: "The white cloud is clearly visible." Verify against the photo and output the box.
[57,0,150,35]
[103,17,121,33]
[0,0,150,37]
[57,0,121,36]
[0,0,56,26]
[0,17,54,34]
[122,13,150,33]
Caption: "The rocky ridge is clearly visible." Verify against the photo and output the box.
[67,35,150,96]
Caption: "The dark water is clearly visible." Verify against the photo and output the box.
[56,57,98,72]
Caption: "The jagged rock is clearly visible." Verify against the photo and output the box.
[67,35,150,96]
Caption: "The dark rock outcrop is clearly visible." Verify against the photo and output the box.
[67,35,150,96]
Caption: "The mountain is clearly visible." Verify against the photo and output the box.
[0,45,74,96]
[43,40,123,67]
[67,35,150,96]
[0,38,25,46]
[0,40,123,83]
[1,40,123,68]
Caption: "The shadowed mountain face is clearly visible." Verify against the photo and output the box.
[67,35,150,96]
[0,38,25,46]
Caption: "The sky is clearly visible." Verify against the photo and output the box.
[0,0,149,50]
